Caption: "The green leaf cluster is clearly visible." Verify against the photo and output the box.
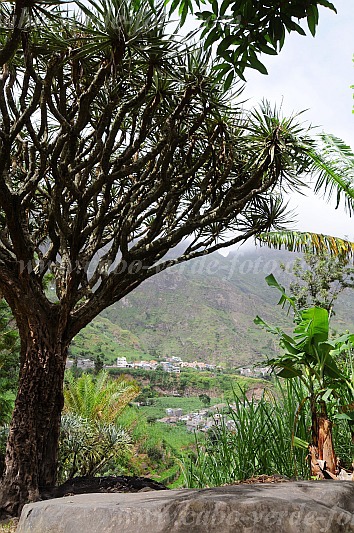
[58,371,139,480]
[164,0,337,84]
[255,275,354,419]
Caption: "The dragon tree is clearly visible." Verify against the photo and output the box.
[0,0,317,515]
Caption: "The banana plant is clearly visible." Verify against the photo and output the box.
[255,274,354,478]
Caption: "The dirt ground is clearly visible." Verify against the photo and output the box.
[0,518,18,532]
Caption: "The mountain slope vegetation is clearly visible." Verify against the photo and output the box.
[71,247,354,367]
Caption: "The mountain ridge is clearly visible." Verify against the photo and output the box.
[70,247,354,367]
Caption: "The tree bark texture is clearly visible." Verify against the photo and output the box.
[309,400,337,478]
[0,317,69,517]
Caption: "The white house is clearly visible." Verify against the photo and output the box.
[116,357,128,368]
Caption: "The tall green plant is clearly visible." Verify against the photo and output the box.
[63,371,139,423]
[183,379,311,488]
[255,275,354,477]
[58,371,139,481]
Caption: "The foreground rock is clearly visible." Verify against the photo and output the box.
[18,481,354,533]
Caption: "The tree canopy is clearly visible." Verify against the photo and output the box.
[1,0,338,83]
[0,0,314,339]
[281,251,354,318]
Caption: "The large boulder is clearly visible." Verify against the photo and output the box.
[17,481,354,533]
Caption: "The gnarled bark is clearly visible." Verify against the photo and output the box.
[0,316,69,517]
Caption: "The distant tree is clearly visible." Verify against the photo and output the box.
[281,251,354,318]
[94,354,105,375]
[199,393,211,407]
[0,0,319,516]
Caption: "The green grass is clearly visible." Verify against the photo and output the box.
[69,316,148,365]
[182,377,354,488]
[139,396,223,420]
[183,379,312,487]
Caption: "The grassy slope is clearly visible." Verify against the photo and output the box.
[69,316,149,364]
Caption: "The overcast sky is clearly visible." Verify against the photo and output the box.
[239,0,353,242]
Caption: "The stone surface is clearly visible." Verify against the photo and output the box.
[17,481,354,533]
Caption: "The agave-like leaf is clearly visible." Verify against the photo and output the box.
[257,231,354,259]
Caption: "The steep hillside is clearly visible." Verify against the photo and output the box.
[70,247,354,367]
[70,317,149,363]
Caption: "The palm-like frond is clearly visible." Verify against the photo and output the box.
[256,134,354,259]
[63,371,139,423]
[310,133,354,216]
[257,231,354,258]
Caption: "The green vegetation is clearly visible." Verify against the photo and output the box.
[281,251,354,317]
[0,301,19,426]
[58,372,139,481]
[70,317,148,365]
[57,369,272,487]
[164,0,337,82]
[124,414,197,485]
[63,371,139,423]
[184,377,354,487]
[0,0,350,515]
[256,274,354,477]
[109,367,267,400]
[94,248,354,368]
[100,249,294,367]
[57,371,199,485]
[258,133,354,256]
[139,396,222,421]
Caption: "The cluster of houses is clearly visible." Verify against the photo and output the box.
[66,354,218,372]
[158,404,236,432]
[66,356,271,378]
[115,356,217,373]
[238,366,271,377]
